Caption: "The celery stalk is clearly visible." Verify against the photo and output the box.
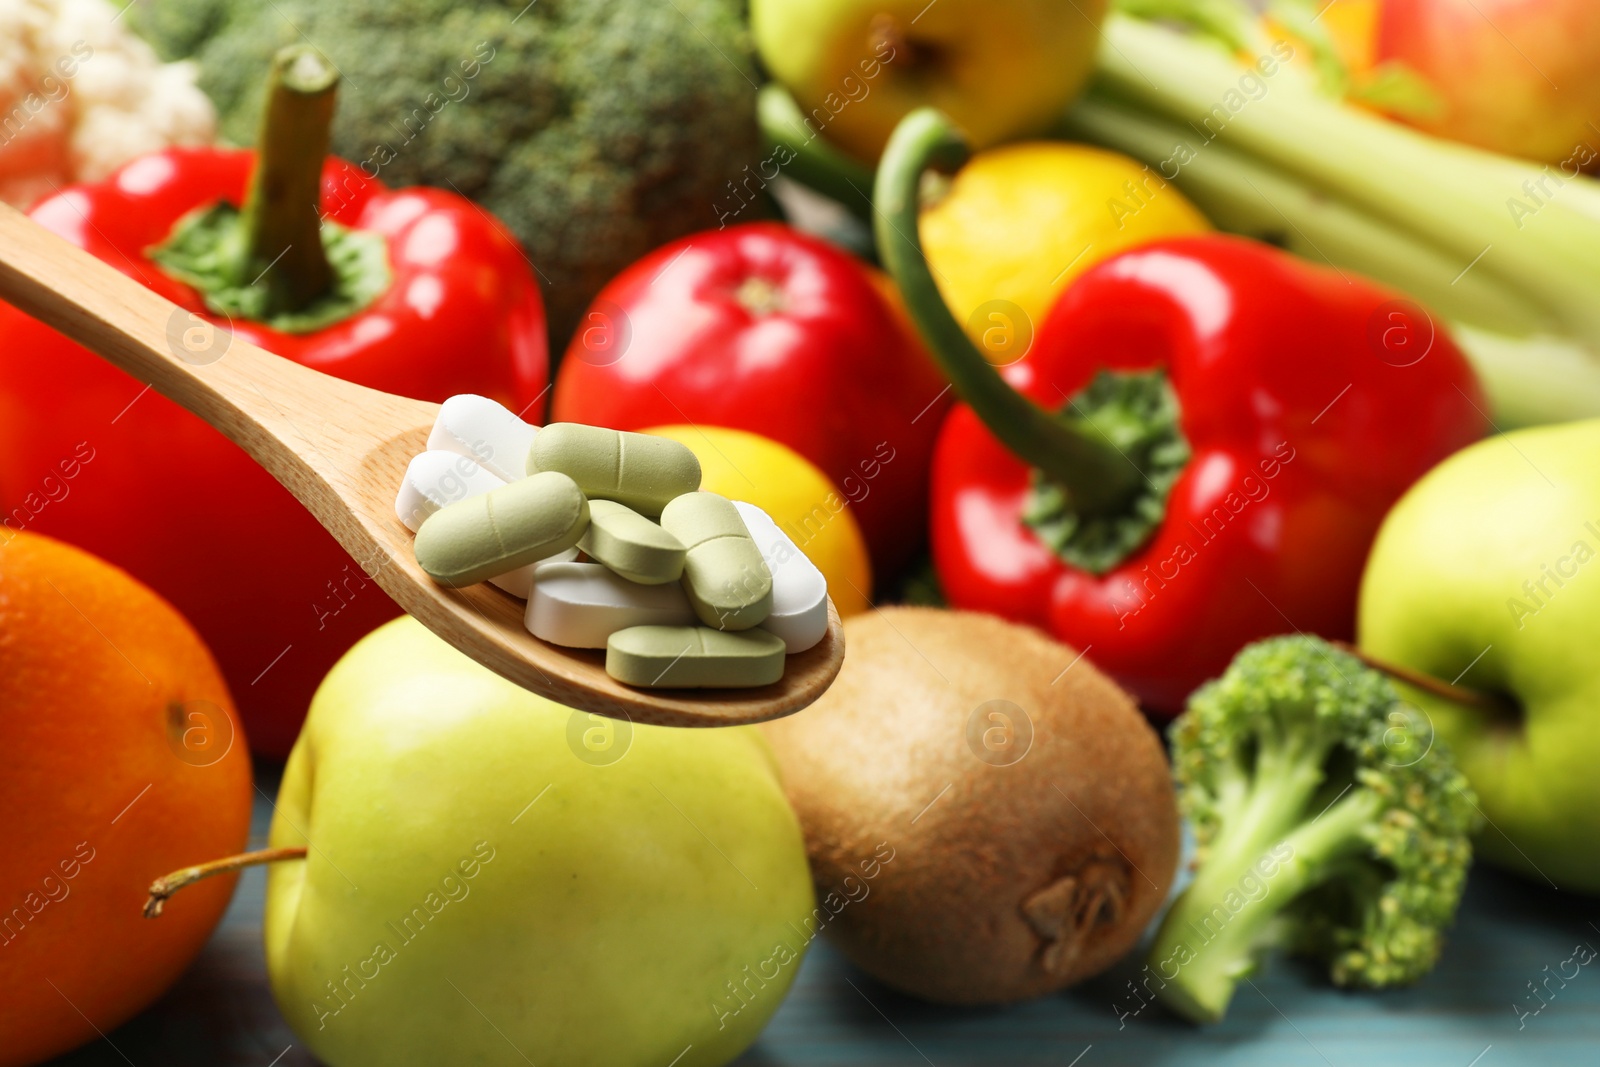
[1443,328,1600,429]
[1063,94,1540,336]
[1068,11,1600,425]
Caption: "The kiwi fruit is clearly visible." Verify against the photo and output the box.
[763,608,1178,1005]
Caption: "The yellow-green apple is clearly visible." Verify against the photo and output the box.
[751,0,1107,164]
[264,617,816,1066]
[1358,419,1600,891]
[1375,0,1600,165]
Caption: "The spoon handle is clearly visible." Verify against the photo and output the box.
[0,202,399,480]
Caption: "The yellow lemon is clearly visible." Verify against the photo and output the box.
[644,425,872,618]
[920,142,1212,364]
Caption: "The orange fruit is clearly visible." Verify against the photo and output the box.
[0,532,251,1066]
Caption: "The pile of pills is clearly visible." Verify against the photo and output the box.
[394,395,829,689]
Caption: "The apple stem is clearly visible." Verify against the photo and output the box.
[144,845,308,919]
[1333,642,1516,716]
[868,14,911,66]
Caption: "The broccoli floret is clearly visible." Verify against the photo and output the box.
[132,0,762,347]
[1147,635,1480,1024]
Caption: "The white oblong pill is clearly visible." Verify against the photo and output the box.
[426,394,538,483]
[395,450,507,532]
[395,450,576,598]
[487,548,578,600]
[525,561,696,649]
[732,500,829,653]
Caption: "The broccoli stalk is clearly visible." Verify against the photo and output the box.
[1148,636,1479,1024]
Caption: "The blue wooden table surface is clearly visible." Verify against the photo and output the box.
[49,760,1600,1067]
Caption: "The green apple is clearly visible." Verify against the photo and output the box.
[1358,419,1600,892]
[751,0,1107,164]
[264,617,816,1066]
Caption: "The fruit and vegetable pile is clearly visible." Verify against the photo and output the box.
[2,0,1598,1063]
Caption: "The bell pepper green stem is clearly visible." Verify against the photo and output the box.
[232,45,339,311]
[873,107,1142,513]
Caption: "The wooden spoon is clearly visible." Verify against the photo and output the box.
[0,203,844,728]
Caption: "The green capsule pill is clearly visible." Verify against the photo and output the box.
[528,423,701,516]
[579,499,686,584]
[606,625,786,688]
[414,470,589,588]
[659,491,773,631]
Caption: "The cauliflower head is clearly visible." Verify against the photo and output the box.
[0,0,213,208]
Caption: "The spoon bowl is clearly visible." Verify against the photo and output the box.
[0,203,843,727]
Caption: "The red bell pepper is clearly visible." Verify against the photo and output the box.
[0,48,546,756]
[876,109,1487,713]
[550,221,950,581]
